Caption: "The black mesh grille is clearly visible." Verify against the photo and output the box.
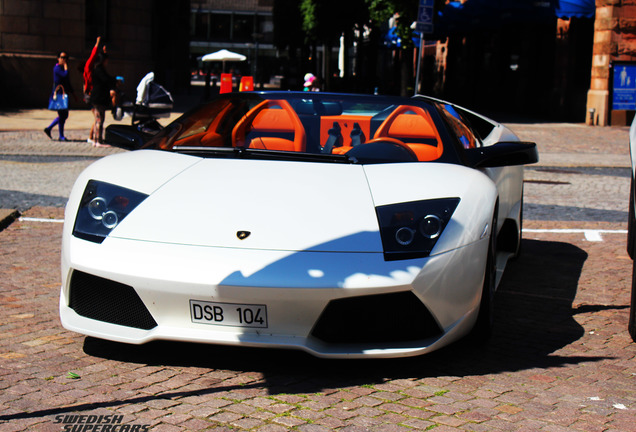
[311,291,442,344]
[69,270,158,330]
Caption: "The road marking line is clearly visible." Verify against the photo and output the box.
[19,217,64,223]
[523,228,627,242]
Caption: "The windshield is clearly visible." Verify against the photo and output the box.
[145,92,461,164]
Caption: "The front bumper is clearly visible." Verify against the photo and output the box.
[60,235,488,358]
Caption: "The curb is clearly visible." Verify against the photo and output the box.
[0,208,20,232]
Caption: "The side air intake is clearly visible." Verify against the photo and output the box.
[69,270,157,330]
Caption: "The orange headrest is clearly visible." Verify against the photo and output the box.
[387,113,437,139]
[251,108,295,133]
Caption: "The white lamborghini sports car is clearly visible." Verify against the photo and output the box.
[60,92,538,358]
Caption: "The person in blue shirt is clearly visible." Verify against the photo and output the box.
[44,51,76,141]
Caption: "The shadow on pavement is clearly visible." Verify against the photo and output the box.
[0,190,69,211]
[83,240,610,389]
[1,239,620,422]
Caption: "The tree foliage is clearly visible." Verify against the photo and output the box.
[300,0,369,45]
[366,0,447,48]
[273,0,447,93]
[367,0,418,49]
[278,0,447,51]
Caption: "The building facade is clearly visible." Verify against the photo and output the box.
[586,0,636,126]
[1,0,635,125]
[0,0,189,109]
[189,0,276,89]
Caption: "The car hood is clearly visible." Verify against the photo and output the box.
[72,151,496,255]
[111,158,384,252]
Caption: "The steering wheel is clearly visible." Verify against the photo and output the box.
[344,137,418,163]
[363,137,417,158]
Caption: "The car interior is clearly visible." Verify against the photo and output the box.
[162,96,449,163]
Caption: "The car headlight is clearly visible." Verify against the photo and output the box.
[376,198,460,261]
[73,180,148,243]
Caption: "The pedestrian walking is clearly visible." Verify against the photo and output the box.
[89,53,117,147]
[44,51,76,141]
[303,73,321,92]
[83,36,104,145]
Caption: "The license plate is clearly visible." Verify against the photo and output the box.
[190,300,268,328]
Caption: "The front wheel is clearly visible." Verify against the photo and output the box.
[630,177,636,341]
[628,177,635,259]
[512,193,524,259]
[630,259,636,342]
[628,177,636,341]
[469,211,498,343]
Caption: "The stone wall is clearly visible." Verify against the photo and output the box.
[586,0,636,125]
[617,0,636,58]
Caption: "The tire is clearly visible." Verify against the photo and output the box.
[628,177,635,259]
[470,211,498,343]
[630,258,636,342]
[513,193,523,259]
[630,176,636,341]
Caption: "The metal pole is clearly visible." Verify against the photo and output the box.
[414,32,424,96]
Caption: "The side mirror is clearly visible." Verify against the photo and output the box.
[465,141,538,168]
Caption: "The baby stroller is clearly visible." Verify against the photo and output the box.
[105,72,174,148]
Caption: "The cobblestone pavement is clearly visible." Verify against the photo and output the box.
[509,122,630,223]
[0,109,167,211]
[0,111,635,431]
[0,209,634,431]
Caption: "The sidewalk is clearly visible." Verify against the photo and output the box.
[0,108,183,133]
[0,109,183,159]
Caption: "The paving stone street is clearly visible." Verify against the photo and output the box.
[0,110,634,431]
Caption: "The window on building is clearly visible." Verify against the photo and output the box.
[256,15,274,43]
[193,12,210,40]
[209,13,232,40]
[232,14,255,42]
[190,9,272,43]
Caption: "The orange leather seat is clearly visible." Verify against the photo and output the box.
[232,99,306,152]
[373,105,443,161]
[170,102,233,149]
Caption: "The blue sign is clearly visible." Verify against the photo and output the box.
[613,63,636,110]
[417,0,434,33]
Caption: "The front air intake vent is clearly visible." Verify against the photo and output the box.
[311,291,442,344]
[69,270,157,330]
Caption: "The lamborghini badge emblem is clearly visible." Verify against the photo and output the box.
[237,231,251,240]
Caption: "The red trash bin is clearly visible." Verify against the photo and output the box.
[239,76,254,92]
[219,73,233,94]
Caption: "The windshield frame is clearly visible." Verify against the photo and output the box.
[145,92,463,165]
